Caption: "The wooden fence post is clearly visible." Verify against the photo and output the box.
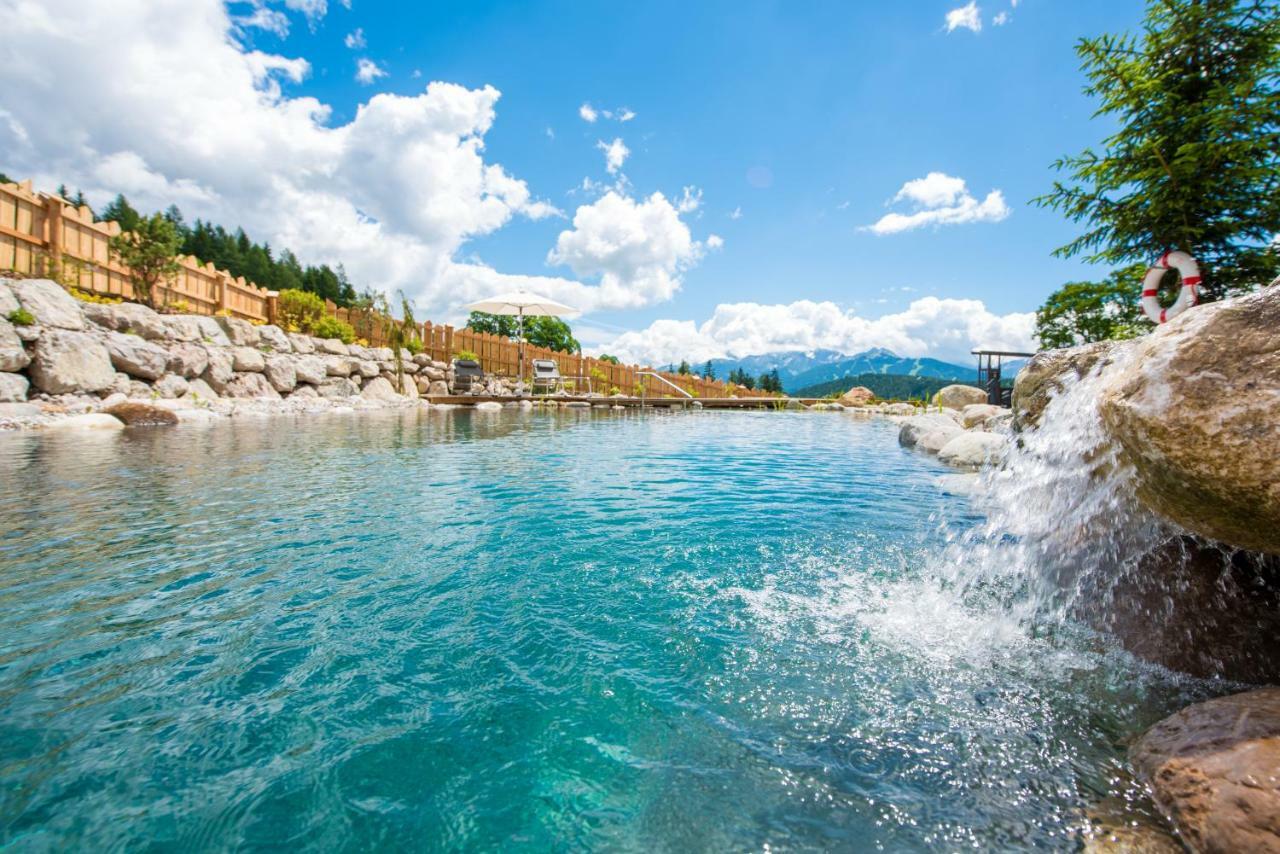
[42,196,63,282]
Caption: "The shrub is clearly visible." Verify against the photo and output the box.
[455,349,479,362]
[313,314,356,344]
[68,287,122,305]
[406,338,424,355]
[277,288,325,333]
[7,307,35,326]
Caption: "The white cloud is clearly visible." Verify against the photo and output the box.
[355,57,387,84]
[344,27,366,48]
[579,102,598,123]
[705,234,724,250]
[581,103,636,123]
[546,191,716,310]
[729,206,743,220]
[866,172,1010,235]
[615,108,636,122]
[946,2,982,33]
[676,185,702,214]
[597,137,630,174]
[232,5,290,37]
[993,11,1009,25]
[596,298,1035,366]
[284,0,328,24]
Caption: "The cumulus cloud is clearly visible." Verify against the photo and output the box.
[232,5,291,36]
[729,206,742,220]
[355,57,387,84]
[597,137,630,174]
[946,2,982,33]
[579,102,598,123]
[993,11,1009,25]
[866,171,1010,235]
[344,27,366,48]
[580,103,635,123]
[597,298,1036,366]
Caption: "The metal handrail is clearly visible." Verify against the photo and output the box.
[636,371,693,399]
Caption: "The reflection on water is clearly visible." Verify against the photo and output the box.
[0,409,1201,850]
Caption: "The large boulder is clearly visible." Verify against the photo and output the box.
[105,331,168,380]
[161,314,202,342]
[359,376,401,401]
[28,329,116,393]
[221,372,281,399]
[960,403,1004,429]
[1013,341,1117,430]
[166,343,209,379]
[317,376,359,398]
[287,332,315,354]
[427,379,448,397]
[838,386,875,406]
[1099,288,1280,554]
[293,355,326,385]
[231,346,266,372]
[324,354,356,377]
[937,431,1006,468]
[0,372,28,402]
[104,401,179,426]
[263,354,297,393]
[0,280,18,316]
[7,278,84,330]
[317,338,349,356]
[0,319,30,372]
[215,315,260,347]
[257,324,292,353]
[898,414,962,448]
[82,301,169,339]
[193,316,230,347]
[153,374,189,399]
[934,384,987,409]
[1130,687,1280,853]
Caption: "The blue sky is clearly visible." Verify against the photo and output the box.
[2,0,1147,364]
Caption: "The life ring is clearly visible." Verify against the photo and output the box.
[1141,250,1200,324]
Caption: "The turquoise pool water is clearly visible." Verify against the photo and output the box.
[0,409,1199,850]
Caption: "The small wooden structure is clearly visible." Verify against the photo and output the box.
[972,349,1035,406]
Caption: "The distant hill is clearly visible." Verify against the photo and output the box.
[687,348,980,393]
[793,373,963,402]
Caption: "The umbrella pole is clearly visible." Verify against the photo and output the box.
[517,309,524,390]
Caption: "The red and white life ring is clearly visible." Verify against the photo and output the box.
[1141,250,1200,324]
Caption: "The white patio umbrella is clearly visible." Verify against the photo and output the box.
[464,290,577,380]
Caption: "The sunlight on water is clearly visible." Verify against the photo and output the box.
[0,408,1207,850]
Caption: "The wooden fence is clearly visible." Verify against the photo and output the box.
[0,179,769,399]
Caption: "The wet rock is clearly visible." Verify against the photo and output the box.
[839,386,875,406]
[105,331,168,380]
[28,329,116,394]
[153,374,189,399]
[898,414,961,448]
[231,346,265,372]
[1013,341,1117,431]
[221,372,281,400]
[960,403,1004,429]
[474,401,503,411]
[293,355,326,385]
[1099,288,1280,554]
[263,354,297,393]
[7,278,85,330]
[1130,687,1280,853]
[82,301,168,339]
[174,409,219,425]
[0,372,29,402]
[46,412,125,430]
[215,315,260,347]
[257,324,292,353]
[104,401,179,426]
[937,431,1006,468]
[934,384,986,409]
[0,318,30,372]
[918,428,962,454]
[166,342,209,378]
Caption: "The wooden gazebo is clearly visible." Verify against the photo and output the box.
[972,349,1035,406]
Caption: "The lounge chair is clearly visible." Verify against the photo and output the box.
[531,359,563,394]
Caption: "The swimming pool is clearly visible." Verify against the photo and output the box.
[0,409,1199,850]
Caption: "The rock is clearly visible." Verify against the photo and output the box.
[0,401,42,421]
[193,316,230,347]
[294,355,327,385]
[0,372,29,402]
[105,372,132,397]
[105,331,169,380]
[898,415,962,448]
[918,428,963,454]
[1130,687,1280,853]
[256,324,292,352]
[383,372,417,398]
[153,374,189,399]
[474,401,503,411]
[46,413,125,430]
[231,346,266,372]
[1012,340,1116,431]
[28,329,116,394]
[427,380,448,396]
[960,404,1004,429]
[422,366,446,382]
[839,386,875,406]
[186,378,218,401]
[1099,288,1280,554]
[215,315,260,347]
[161,314,202,342]
[785,399,805,410]
[0,319,30,372]
[360,376,401,401]
[263,354,297,392]
[937,431,1006,468]
[103,401,179,425]
[82,301,168,339]
[8,278,84,329]
[166,343,209,378]
[882,402,917,416]
[356,360,379,379]
[323,354,354,377]
[0,281,18,316]
[221,372,281,399]
[317,338,349,356]
[174,409,219,425]
[287,332,315,354]
[934,384,987,409]
[288,384,319,399]
[317,376,360,398]
[202,348,235,391]
[347,344,371,360]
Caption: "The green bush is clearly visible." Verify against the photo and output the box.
[405,338,424,355]
[277,288,326,333]
[455,349,479,362]
[6,307,35,326]
[313,314,356,344]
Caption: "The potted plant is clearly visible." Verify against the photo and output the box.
[452,349,484,392]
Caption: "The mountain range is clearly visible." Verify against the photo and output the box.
[681,348,989,393]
